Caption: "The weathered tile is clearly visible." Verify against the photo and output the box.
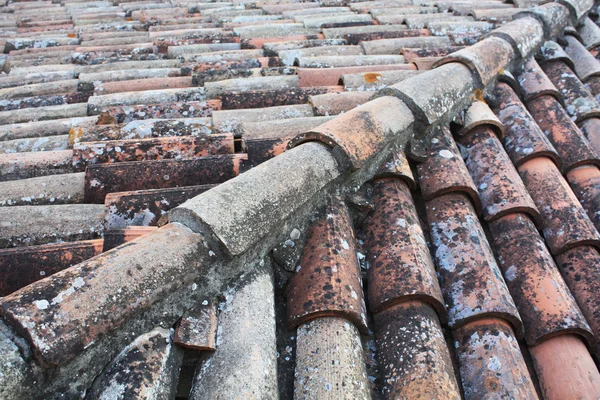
[417,126,482,214]
[86,328,184,400]
[459,125,540,223]
[102,226,158,251]
[518,156,600,255]
[527,95,600,172]
[0,204,104,249]
[488,213,593,345]
[426,193,522,333]
[0,223,208,367]
[492,82,560,168]
[566,165,600,233]
[104,184,215,230]
[454,319,538,400]
[73,135,234,169]
[174,301,217,351]
[374,301,461,400]
[84,154,245,203]
[365,179,445,317]
[0,239,103,296]
[290,96,413,171]
[287,197,368,333]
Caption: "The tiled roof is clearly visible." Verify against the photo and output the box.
[0,0,600,399]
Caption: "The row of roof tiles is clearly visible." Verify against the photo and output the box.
[0,0,600,398]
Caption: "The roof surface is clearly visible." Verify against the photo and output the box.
[0,0,600,399]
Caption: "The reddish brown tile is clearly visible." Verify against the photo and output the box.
[529,335,600,400]
[417,127,482,214]
[526,95,600,172]
[102,226,158,251]
[0,239,103,297]
[373,148,415,188]
[220,86,340,110]
[458,101,504,138]
[517,58,560,103]
[297,64,416,87]
[488,213,593,345]
[244,137,289,166]
[459,125,540,223]
[95,76,193,95]
[0,223,207,367]
[374,301,461,400]
[556,245,600,354]
[174,301,217,351]
[493,82,560,168]
[365,179,445,317]
[84,154,246,204]
[289,96,413,171]
[433,36,514,87]
[518,156,600,255]
[579,117,600,156]
[101,101,218,124]
[426,193,522,334]
[585,75,600,99]
[345,29,430,45]
[287,197,368,333]
[454,318,539,400]
[104,184,215,230]
[73,135,234,170]
[564,35,600,83]
[542,60,600,123]
[566,165,600,233]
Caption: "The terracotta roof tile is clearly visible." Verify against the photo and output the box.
[526,95,600,172]
[86,328,183,399]
[454,318,538,399]
[83,154,245,203]
[374,301,461,399]
[493,82,561,168]
[518,156,600,255]
[0,222,207,367]
[101,225,157,251]
[365,178,445,316]
[426,193,523,334]
[578,117,600,155]
[457,100,504,138]
[1,0,600,397]
[566,165,600,233]
[529,335,600,400]
[555,245,600,354]
[417,126,482,213]
[73,135,233,169]
[297,63,416,87]
[289,95,413,170]
[373,147,415,187]
[293,316,370,399]
[459,125,540,223]
[287,197,368,333]
[0,239,103,296]
[541,59,600,123]
[103,184,215,230]
[174,301,218,351]
[488,213,593,345]
[517,58,561,102]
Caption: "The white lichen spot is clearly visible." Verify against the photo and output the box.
[438,149,454,159]
[34,300,49,310]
